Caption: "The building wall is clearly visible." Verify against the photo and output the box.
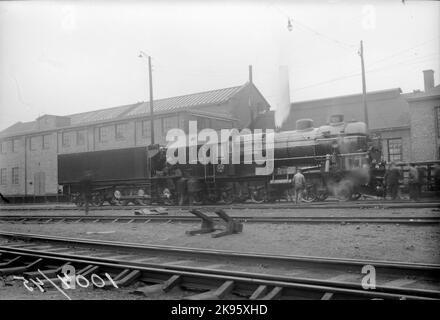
[0,111,235,196]
[26,132,58,195]
[408,97,440,161]
[284,89,410,131]
[375,129,411,163]
[0,137,26,195]
[193,84,270,129]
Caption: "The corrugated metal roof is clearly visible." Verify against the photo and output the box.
[68,104,139,125]
[0,121,38,136]
[125,85,243,117]
[0,84,245,138]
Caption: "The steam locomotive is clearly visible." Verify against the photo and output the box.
[58,114,386,206]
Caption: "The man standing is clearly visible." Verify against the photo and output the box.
[292,168,306,204]
[385,162,400,200]
[434,164,440,197]
[80,170,93,214]
[408,163,419,201]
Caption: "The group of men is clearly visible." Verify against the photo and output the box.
[384,162,432,201]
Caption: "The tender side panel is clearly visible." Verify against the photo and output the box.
[58,147,147,184]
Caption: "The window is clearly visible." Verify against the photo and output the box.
[0,141,4,154]
[0,168,6,185]
[436,107,440,137]
[76,131,85,146]
[387,138,402,162]
[154,118,162,141]
[163,116,178,135]
[142,120,151,138]
[43,135,51,149]
[197,117,212,130]
[12,139,20,153]
[30,136,39,151]
[115,123,127,140]
[99,126,111,143]
[62,132,70,147]
[12,167,19,185]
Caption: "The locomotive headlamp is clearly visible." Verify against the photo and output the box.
[332,141,338,149]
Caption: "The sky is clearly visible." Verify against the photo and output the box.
[0,0,439,131]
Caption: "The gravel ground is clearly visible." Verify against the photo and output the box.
[1,220,439,264]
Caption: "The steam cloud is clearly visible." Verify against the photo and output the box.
[274,65,291,128]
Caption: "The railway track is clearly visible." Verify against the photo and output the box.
[0,231,439,299]
[1,200,439,211]
[0,214,439,225]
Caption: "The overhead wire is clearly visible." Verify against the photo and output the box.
[291,52,439,92]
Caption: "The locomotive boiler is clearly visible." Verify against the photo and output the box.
[184,114,385,203]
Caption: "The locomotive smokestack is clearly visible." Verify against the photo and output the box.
[249,65,253,83]
[423,69,434,92]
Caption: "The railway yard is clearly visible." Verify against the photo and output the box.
[0,199,439,300]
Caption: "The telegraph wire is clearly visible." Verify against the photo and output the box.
[291,52,439,92]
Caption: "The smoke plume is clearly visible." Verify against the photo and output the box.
[274,65,291,128]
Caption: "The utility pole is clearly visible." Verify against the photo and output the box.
[359,40,369,129]
[148,55,155,145]
[248,65,254,130]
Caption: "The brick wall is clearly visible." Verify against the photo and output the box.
[376,129,411,163]
[408,97,440,161]
[0,137,26,195]
[26,132,58,195]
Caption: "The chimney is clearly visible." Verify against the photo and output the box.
[248,65,253,83]
[423,69,434,92]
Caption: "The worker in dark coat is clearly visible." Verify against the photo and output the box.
[434,164,440,196]
[416,166,426,200]
[385,162,400,200]
[80,170,93,214]
[408,164,419,201]
[0,192,9,204]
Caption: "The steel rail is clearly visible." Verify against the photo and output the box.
[1,201,439,211]
[0,246,438,300]
[0,215,439,225]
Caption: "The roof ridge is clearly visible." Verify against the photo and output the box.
[292,87,403,104]
[66,84,244,117]
[140,84,244,104]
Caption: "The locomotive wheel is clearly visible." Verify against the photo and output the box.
[72,194,84,207]
[189,191,204,205]
[114,199,129,206]
[316,190,329,202]
[136,198,152,205]
[350,192,362,201]
[250,188,266,203]
[302,187,317,203]
[91,195,104,206]
[375,180,386,198]
[337,187,352,201]
[219,190,234,205]
[74,199,84,207]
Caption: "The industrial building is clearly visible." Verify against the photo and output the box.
[256,69,440,165]
[0,81,271,200]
